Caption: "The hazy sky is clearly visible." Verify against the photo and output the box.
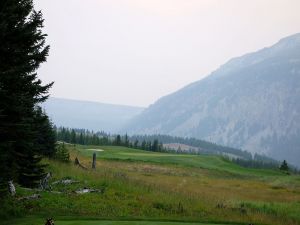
[34,0,300,107]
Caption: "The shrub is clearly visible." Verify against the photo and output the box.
[55,143,70,162]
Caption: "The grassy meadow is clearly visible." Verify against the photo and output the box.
[4,144,300,225]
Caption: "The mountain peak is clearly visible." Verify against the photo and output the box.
[277,32,300,46]
[211,32,300,79]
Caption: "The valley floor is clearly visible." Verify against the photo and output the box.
[3,144,300,225]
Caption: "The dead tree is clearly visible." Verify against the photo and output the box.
[40,172,52,190]
[18,194,41,201]
[8,180,16,196]
[74,157,87,170]
[92,152,96,169]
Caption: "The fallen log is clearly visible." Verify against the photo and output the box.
[18,194,41,201]
[74,157,87,170]
[74,187,104,194]
[52,179,79,185]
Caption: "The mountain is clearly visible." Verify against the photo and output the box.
[124,33,300,167]
[43,97,144,132]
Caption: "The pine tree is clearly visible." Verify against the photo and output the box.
[79,132,84,145]
[115,135,121,146]
[133,140,139,148]
[33,106,56,158]
[124,133,129,147]
[279,160,289,171]
[0,0,53,190]
[146,141,152,151]
[55,143,70,162]
[71,129,76,144]
[152,139,159,151]
[141,140,146,150]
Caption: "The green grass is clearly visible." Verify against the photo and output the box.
[3,144,300,225]
[3,217,232,225]
[77,145,286,177]
[56,221,225,225]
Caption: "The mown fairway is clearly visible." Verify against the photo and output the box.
[78,145,283,176]
[4,144,300,225]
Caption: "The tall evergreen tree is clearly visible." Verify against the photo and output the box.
[141,140,146,150]
[279,160,289,171]
[152,139,159,151]
[124,133,129,147]
[70,129,76,144]
[115,135,121,146]
[79,132,84,145]
[0,0,53,190]
[33,107,56,158]
[133,139,139,148]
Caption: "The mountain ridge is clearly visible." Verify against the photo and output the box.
[123,33,300,166]
[43,97,144,132]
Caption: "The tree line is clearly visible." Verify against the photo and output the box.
[55,127,296,172]
[129,134,253,159]
[229,157,280,170]
[55,127,164,152]
[56,128,253,159]
[229,157,299,173]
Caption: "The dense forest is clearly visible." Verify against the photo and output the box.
[55,127,251,157]
[55,127,164,152]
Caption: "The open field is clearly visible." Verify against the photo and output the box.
[77,145,285,176]
[3,144,300,225]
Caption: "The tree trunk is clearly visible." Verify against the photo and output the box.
[92,153,96,169]
[8,181,16,196]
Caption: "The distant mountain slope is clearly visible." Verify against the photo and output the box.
[124,33,300,166]
[43,97,144,132]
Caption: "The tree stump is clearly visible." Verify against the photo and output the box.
[92,152,96,169]
[8,180,16,196]
[40,172,52,190]
[74,157,80,165]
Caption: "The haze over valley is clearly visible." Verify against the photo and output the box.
[45,33,300,167]
[43,97,144,133]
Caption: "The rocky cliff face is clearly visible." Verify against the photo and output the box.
[124,33,300,166]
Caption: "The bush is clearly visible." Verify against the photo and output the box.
[55,143,70,162]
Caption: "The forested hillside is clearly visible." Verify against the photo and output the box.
[124,33,300,167]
